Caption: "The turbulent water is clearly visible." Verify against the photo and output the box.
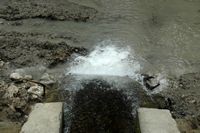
[66,0,200,77]
[66,40,169,93]
[67,40,141,79]
[1,0,198,77]
[62,0,199,132]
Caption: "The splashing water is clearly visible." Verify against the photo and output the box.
[66,40,141,80]
[65,40,169,93]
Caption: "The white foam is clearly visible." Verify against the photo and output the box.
[66,40,141,80]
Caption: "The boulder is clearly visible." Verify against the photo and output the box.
[0,60,5,67]
[28,85,44,99]
[12,97,27,109]
[24,75,33,80]
[10,73,23,81]
[40,73,56,86]
[4,84,19,98]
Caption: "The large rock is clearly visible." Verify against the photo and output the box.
[138,108,180,133]
[4,84,19,98]
[40,73,56,86]
[0,60,5,67]
[20,102,63,133]
[27,84,44,99]
[10,73,23,81]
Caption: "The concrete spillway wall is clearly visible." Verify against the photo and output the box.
[20,102,63,133]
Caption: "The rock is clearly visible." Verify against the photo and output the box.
[20,102,63,133]
[0,21,3,24]
[12,97,26,108]
[138,108,180,133]
[10,73,23,81]
[40,73,56,86]
[0,60,5,67]
[24,75,33,80]
[28,85,44,99]
[189,100,196,104]
[4,84,19,98]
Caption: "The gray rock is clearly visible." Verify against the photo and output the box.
[10,73,23,81]
[28,85,44,99]
[24,75,33,80]
[20,102,63,133]
[0,60,5,67]
[40,73,56,85]
[138,108,180,133]
[12,97,27,108]
[4,84,19,98]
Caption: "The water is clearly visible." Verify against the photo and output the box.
[61,1,200,131]
[66,39,169,93]
[66,0,200,76]
[62,75,148,133]
[67,40,141,79]
[2,0,198,76]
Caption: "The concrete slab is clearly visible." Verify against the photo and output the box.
[138,108,180,133]
[20,102,63,133]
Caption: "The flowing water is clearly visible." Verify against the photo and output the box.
[67,42,141,79]
[65,0,200,76]
[0,0,199,132]
[1,0,199,77]
[62,0,200,132]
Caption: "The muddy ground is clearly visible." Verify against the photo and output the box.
[0,0,200,133]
